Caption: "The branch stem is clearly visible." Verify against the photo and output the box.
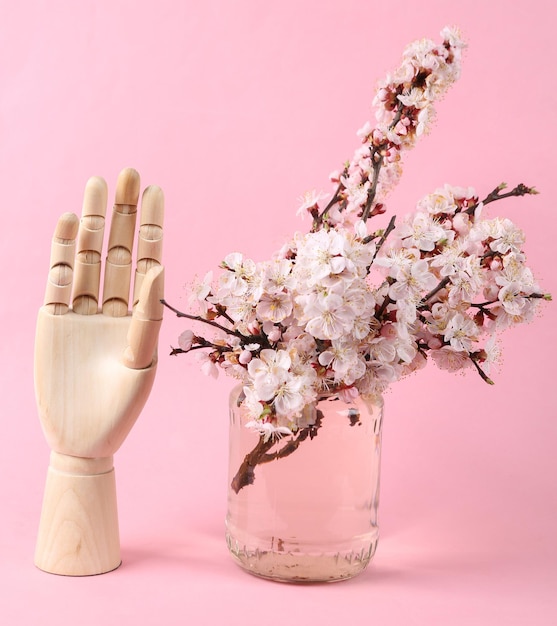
[370,215,397,266]
[161,299,240,338]
[231,413,324,493]
[418,276,451,309]
[464,183,538,216]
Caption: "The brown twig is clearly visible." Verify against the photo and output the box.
[369,215,397,266]
[417,276,451,309]
[161,299,240,337]
[231,411,324,493]
[312,182,344,231]
[464,183,538,216]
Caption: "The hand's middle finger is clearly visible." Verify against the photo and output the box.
[102,168,140,317]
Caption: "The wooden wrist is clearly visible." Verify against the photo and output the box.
[35,452,121,576]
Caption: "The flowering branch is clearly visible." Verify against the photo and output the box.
[482,182,539,205]
[312,180,345,231]
[369,215,397,264]
[168,27,551,490]
[360,155,385,223]
[470,355,494,385]
[463,183,539,215]
[161,299,239,338]
[309,30,465,231]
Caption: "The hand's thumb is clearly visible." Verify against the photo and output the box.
[123,266,164,369]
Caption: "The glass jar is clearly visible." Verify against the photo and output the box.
[225,385,384,583]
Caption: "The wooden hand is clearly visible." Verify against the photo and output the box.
[34,168,164,575]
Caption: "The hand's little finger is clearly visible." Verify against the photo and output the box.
[43,213,79,315]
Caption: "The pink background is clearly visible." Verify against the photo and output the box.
[1,0,556,623]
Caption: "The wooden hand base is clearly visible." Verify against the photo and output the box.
[35,452,121,576]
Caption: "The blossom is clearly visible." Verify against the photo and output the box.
[440,25,466,51]
[256,292,293,323]
[447,256,485,306]
[430,346,472,372]
[262,259,295,293]
[443,313,479,352]
[417,187,457,215]
[245,420,294,443]
[318,337,366,385]
[373,246,421,280]
[389,259,438,302]
[248,349,291,401]
[398,212,448,251]
[166,27,548,444]
[273,376,305,416]
[488,219,525,255]
[341,234,375,276]
[242,386,265,420]
[223,296,256,324]
[493,299,538,329]
[303,292,355,340]
[497,281,529,316]
[297,189,329,216]
[295,229,347,283]
[189,271,213,305]
[482,334,501,374]
[197,352,219,379]
[430,240,468,277]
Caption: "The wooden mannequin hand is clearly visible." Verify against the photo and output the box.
[35,168,164,458]
[34,168,164,575]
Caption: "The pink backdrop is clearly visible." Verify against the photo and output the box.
[1,1,556,623]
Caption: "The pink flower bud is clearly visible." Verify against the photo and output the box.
[178,330,194,351]
[269,329,282,343]
[239,350,252,365]
[394,121,408,135]
[372,129,384,145]
[247,321,260,335]
[371,203,386,216]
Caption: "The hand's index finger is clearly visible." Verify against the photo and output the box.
[43,213,79,315]
[132,185,164,309]
[102,168,140,317]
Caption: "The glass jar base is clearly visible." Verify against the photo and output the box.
[226,533,378,583]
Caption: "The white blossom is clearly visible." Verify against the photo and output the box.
[171,28,547,439]
[430,346,472,372]
[444,313,479,352]
[245,421,294,443]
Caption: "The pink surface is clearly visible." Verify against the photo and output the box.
[1,0,556,623]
